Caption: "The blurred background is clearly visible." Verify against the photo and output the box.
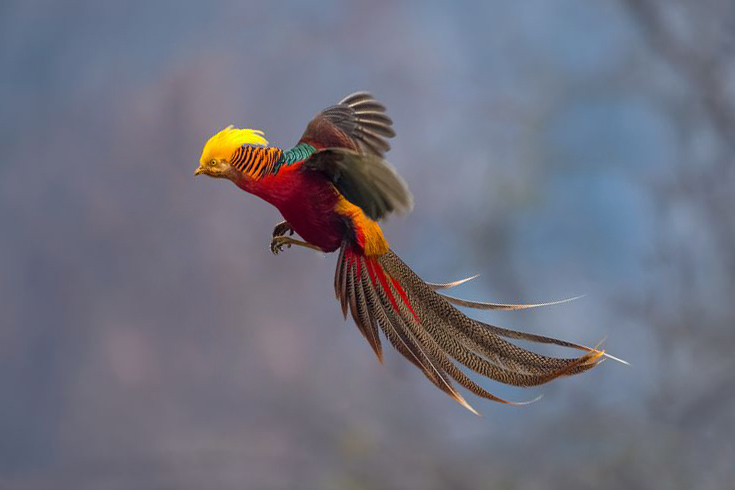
[2,0,734,488]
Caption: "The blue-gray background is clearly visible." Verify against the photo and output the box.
[2,1,734,488]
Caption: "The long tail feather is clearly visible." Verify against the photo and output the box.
[347,255,383,361]
[428,275,587,311]
[439,294,586,311]
[335,245,614,414]
[363,255,478,413]
[426,274,480,290]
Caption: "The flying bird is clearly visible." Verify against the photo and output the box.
[195,92,621,414]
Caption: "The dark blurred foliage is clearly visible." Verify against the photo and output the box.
[1,0,733,488]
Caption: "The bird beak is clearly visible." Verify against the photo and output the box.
[194,167,204,176]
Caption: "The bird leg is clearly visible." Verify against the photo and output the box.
[270,235,325,255]
[269,220,324,254]
[272,220,294,238]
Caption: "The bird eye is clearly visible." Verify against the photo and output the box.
[209,159,217,167]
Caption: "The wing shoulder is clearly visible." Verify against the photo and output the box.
[303,148,412,221]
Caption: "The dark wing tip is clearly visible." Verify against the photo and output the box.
[338,92,396,157]
[339,91,375,106]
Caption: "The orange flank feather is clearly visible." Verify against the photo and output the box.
[334,195,389,256]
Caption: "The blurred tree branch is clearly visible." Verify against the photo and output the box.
[622,0,735,429]
[622,0,735,144]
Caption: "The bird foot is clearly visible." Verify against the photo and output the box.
[270,235,293,255]
[270,235,325,255]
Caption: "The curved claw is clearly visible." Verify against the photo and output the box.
[272,220,294,239]
[270,235,293,255]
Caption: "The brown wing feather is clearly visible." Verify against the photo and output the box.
[299,92,396,157]
[303,148,413,221]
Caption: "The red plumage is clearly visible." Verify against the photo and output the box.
[236,164,346,253]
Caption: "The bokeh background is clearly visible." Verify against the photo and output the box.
[2,0,734,488]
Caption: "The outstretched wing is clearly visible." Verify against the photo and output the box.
[298,92,396,157]
[304,148,413,221]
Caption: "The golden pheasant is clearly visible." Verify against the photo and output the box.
[195,92,620,414]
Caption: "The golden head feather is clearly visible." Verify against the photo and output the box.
[200,125,269,164]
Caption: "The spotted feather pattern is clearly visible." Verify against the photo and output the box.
[335,244,605,414]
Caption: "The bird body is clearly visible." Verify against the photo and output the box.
[195,92,617,414]
[240,163,350,253]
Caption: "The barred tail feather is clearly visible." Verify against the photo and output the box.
[335,245,607,414]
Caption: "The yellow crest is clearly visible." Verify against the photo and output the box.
[200,125,269,164]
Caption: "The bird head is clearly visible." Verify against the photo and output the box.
[195,125,269,180]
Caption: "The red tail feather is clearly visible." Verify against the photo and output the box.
[335,244,607,414]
